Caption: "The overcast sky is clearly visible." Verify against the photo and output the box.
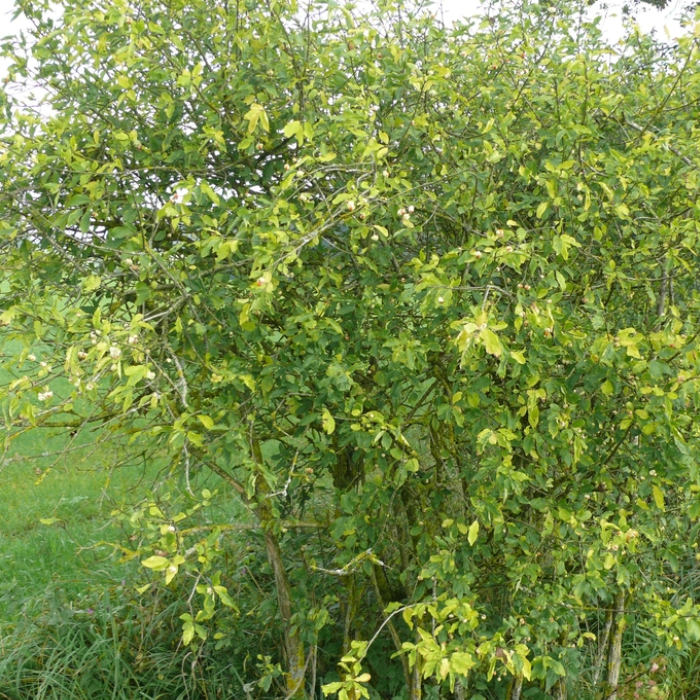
[439,0,689,39]
[0,0,692,81]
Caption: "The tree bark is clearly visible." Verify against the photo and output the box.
[506,675,523,700]
[409,656,422,700]
[592,605,614,689]
[342,575,360,655]
[602,591,627,700]
[253,437,307,699]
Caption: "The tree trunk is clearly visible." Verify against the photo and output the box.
[592,606,614,689]
[342,575,360,655]
[409,657,422,700]
[253,437,307,699]
[262,526,307,698]
[506,675,523,700]
[602,591,627,700]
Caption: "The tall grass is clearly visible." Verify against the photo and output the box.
[0,401,250,699]
[0,581,237,700]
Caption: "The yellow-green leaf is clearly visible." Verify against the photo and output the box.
[198,414,214,430]
[468,519,479,546]
[244,103,269,134]
[283,120,303,143]
[165,565,179,585]
[652,485,665,511]
[182,621,195,646]
[481,328,502,357]
[451,651,476,675]
[322,407,336,434]
[142,555,169,570]
[615,203,630,218]
[83,274,102,292]
[528,404,539,429]
[510,350,526,364]
[555,270,566,291]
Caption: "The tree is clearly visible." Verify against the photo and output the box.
[2,0,700,698]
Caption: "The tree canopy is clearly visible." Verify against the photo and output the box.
[2,1,700,698]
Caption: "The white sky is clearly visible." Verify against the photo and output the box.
[436,0,689,41]
[0,0,692,81]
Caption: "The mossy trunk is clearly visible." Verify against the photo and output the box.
[253,437,307,699]
[506,675,523,700]
[602,591,627,700]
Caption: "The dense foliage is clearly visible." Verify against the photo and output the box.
[2,0,700,698]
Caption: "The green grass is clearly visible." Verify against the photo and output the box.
[0,348,218,698]
[0,426,157,619]
[0,335,250,698]
[0,427,248,700]
[0,335,163,618]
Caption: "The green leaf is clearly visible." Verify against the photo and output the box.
[555,270,566,291]
[283,120,304,144]
[450,651,476,676]
[481,329,502,357]
[468,520,479,546]
[687,619,700,642]
[79,209,92,233]
[82,274,102,292]
[510,350,526,364]
[519,655,532,681]
[615,203,630,218]
[200,182,220,205]
[141,555,170,571]
[405,458,420,473]
[652,485,665,511]
[322,407,336,434]
[244,103,269,134]
[182,621,195,646]
[165,564,179,585]
[198,414,214,430]
[322,682,344,695]
[528,404,540,429]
